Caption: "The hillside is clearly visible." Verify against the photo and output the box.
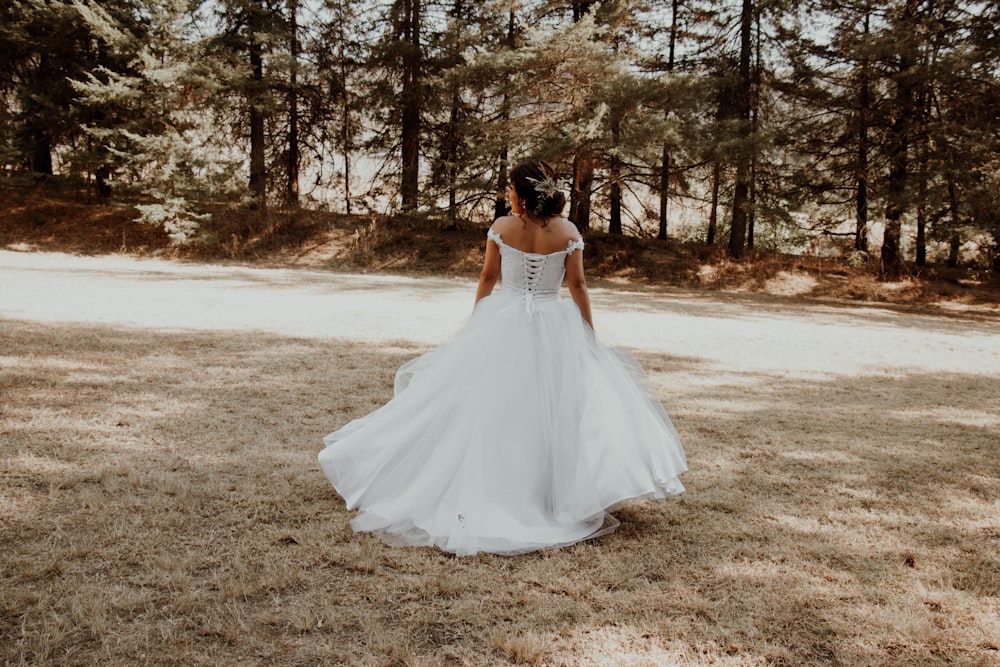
[1,184,997,312]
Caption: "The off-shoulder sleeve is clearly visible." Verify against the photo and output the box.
[487,227,504,247]
[567,237,585,255]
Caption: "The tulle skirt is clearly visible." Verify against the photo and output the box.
[318,288,687,556]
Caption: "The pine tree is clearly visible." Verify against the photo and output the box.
[727,0,754,259]
[642,0,716,244]
[704,56,739,246]
[880,0,921,279]
[310,0,367,213]
[669,0,768,251]
[70,0,223,241]
[423,0,506,224]
[397,0,423,211]
[775,0,885,254]
[908,0,998,267]
[493,6,518,220]
[0,0,135,177]
[465,3,612,228]
[567,0,598,230]
[854,7,873,252]
[599,0,658,236]
[285,0,300,207]
[429,0,528,222]
[656,0,680,240]
[361,0,431,214]
[209,0,286,210]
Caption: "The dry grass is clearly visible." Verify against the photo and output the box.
[2,302,999,665]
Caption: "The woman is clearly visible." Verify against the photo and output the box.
[318,160,687,556]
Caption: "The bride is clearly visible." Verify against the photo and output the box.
[318,159,687,556]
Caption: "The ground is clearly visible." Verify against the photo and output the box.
[1,188,999,666]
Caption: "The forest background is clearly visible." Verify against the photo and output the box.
[1,0,999,280]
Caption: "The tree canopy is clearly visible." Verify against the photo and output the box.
[1,0,997,270]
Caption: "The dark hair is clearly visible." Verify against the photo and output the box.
[510,160,567,220]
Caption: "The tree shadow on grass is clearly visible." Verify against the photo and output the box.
[1,319,998,666]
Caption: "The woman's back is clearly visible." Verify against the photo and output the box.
[490,215,580,256]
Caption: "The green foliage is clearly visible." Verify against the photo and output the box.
[134,198,211,243]
[66,0,236,241]
[0,0,997,264]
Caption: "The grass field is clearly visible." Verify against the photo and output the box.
[2,251,999,666]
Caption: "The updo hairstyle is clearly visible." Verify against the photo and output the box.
[510,160,567,221]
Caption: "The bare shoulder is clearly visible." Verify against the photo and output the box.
[550,217,583,243]
[491,216,520,234]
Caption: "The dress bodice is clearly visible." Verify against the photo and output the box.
[487,228,584,300]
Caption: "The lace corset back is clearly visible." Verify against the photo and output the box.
[487,228,584,298]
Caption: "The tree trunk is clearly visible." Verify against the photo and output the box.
[29,52,54,176]
[609,119,622,235]
[95,166,111,202]
[946,179,961,267]
[657,0,679,240]
[881,0,919,280]
[947,233,960,266]
[442,0,464,224]
[608,175,622,234]
[568,3,595,230]
[342,78,352,215]
[707,160,721,245]
[248,11,267,211]
[32,128,53,175]
[747,7,761,250]
[747,158,756,249]
[658,143,670,240]
[915,134,927,266]
[855,10,871,251]
[337,15,352,215]
[727,0,753,259]
[572,0,595,21]
[915,12,938,267]
[400,0,421,212]
[915,198,926,266]
[285,0,300,208]
[495,148,509,219]
[730,177,749,255]
[494,9,515,220]
[570,154,593,231]
[447,90,459,224]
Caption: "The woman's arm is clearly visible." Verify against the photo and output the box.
[474,237,502,305]
[564,244,594,329]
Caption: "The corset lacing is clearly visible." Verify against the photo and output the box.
[518,252,554,316]
[487,227,583,318]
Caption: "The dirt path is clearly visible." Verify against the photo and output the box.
[2,249,998,384]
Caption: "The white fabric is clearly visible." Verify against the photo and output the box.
[318,227,687,556]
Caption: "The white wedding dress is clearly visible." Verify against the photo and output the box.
[318,227,687,556]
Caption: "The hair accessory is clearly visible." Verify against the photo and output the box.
[526,175,563,200]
